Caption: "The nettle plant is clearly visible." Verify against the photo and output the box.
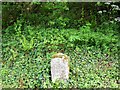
[19,35,34,51]
[14,21,35,51]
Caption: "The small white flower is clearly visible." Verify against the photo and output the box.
[111,4,120,10]
[115,18,117,21]
[111,5,116,7]
[111,5,118,8]
[114,17,120,22]
[115,5,119,9]
[103,10,107,12]
[98,11,102,14]
[108,1,112,3]
[110,21,114,23]
[105,2,110,5]
[114,7,120,10]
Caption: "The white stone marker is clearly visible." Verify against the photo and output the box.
[51,53,69,82]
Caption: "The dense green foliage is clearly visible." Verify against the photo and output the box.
[1,2,120,88]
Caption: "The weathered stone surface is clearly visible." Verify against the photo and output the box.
[51,53,69,82]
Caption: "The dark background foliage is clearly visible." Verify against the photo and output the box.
[2,2,119,29]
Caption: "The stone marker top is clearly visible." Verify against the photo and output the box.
[51,53,69,82]
[52,53,69,62]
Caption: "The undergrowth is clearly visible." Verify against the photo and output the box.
[1,21,119,88]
